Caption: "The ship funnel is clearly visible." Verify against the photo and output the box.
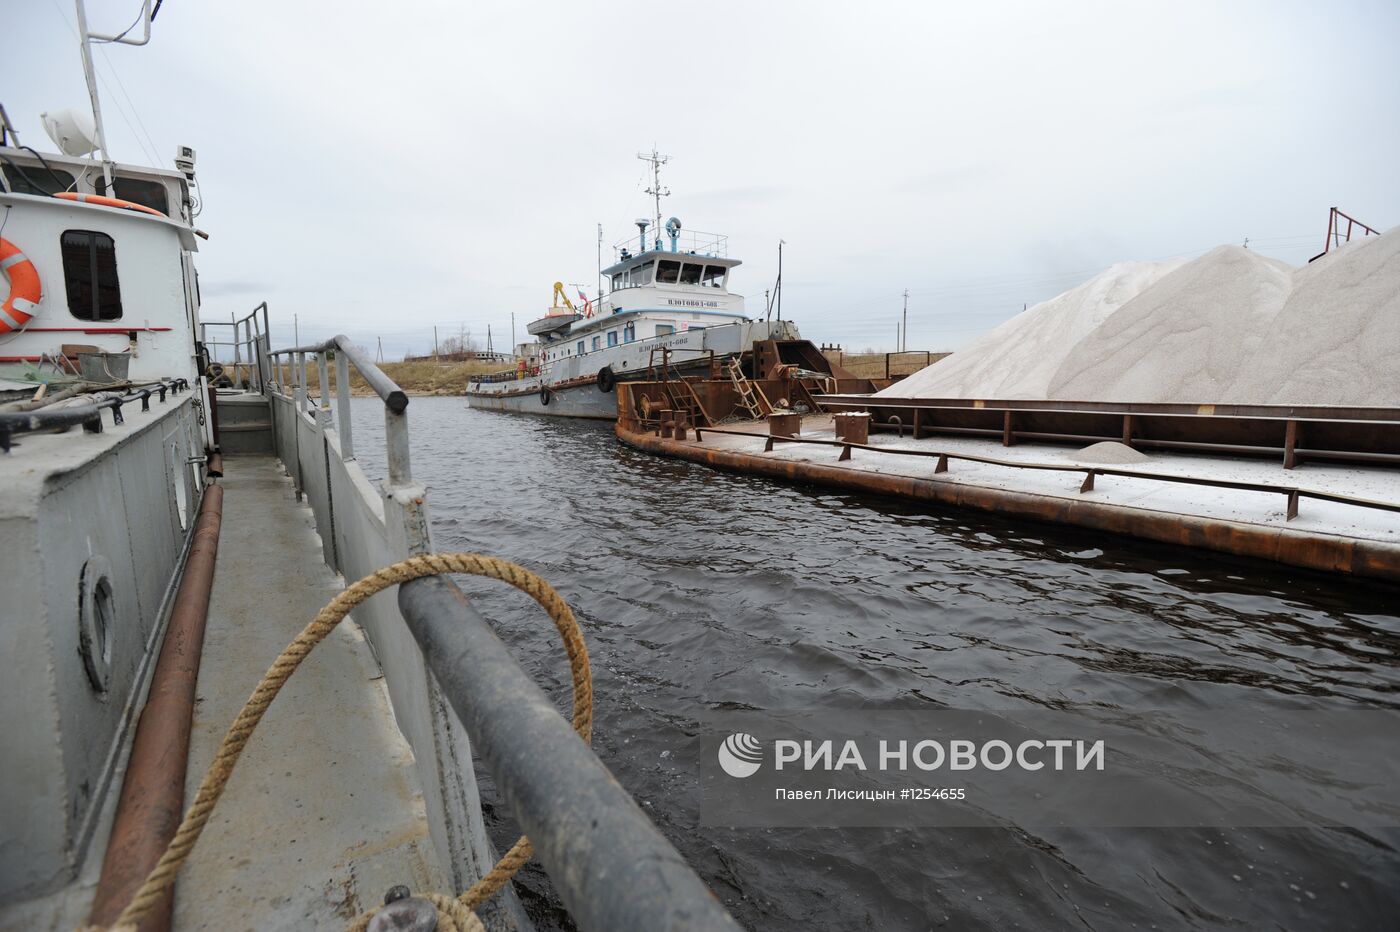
[635,218,650,255]
[665,216,682,252]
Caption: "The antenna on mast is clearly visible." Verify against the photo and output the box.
[71,0,158,196]
[638,147,670,250]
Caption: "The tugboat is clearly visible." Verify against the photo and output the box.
[466,152,800,418]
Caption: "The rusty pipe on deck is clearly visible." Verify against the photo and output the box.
[87,483,224,931]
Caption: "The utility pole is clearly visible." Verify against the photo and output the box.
[376,337,383,363]
[776,240,785,322]
[638,148,671,246]
[511,312,516,354]
[764,289,771,322]
[902,289,909,352]
[433,325,439,361]
[597,222,603,311]
[487,324,492,355]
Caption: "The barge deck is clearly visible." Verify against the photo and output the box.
[617,412,1400,582]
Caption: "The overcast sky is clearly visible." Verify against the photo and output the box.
[8,1,1399,358]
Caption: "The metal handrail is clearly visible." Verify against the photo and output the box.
[265,334,741,929]
[692,426,1400,521]
[0,377,190,453]
[268,334,406,478]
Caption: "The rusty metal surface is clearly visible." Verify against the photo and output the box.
[88,484,224,932]
[619,424,1400,583]
[750,394,1400,467]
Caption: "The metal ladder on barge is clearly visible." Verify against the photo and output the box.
[725,357,771,421]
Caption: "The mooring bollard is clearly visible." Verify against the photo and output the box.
[658,409,674,438]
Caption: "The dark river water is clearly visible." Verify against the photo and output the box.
[352,397,1399,931]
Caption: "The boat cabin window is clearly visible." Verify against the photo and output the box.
[591,336,601,351]
[576,340,585,355]
[678,263,702,285]
[656,260,681,284]
[701,265,727,288]
[623,323,635,343]
[630,261,653,287]
[61,230,123,321]
[0,162,76,196]
[95,175,170,216]
[611,272,622,290]
[607,330,618,347]
[655,324,675,336]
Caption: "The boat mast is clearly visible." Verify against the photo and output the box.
[73,0,156,195]
[638,148,670,251]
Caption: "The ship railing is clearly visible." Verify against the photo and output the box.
[691,425,1400,523]
[263,334,738,931]
[199,302,271,393]
[612,228,728,259]
[0,377,191,453]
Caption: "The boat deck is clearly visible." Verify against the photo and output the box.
[172,456,448,928]
[620,414,1400,579]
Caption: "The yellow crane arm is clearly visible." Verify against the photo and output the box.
[551,281,576,312]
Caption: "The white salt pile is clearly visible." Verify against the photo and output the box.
[879,228,1400,406]
[1065,441,1151,465]
[1049,246,1293,402]
[1222,231,1400,405]
[878,258,1184,398]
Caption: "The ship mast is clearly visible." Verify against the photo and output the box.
[73,0,157,195]
[638,148,670,250]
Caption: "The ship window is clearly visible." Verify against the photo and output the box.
[577,340,585,355]
[623,323,635,343]
[702,265,727,288]
[607,330,618,347]
[591,336,601,351]
[678,263,702,285]
[630,261,654,286]
[61,230,123,321]
[611,273,622,290]
[655,324,675,336]
[0,162,76,196]
[95,175,169,216]
[656,260,681,284]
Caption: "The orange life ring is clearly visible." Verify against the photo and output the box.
[0,237,43,334]
[53,191,164,218]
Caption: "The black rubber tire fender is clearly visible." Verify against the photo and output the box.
[540,385,552,406]
[597,365,617,393]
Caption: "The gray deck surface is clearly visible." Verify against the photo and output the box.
[173,456,448,928]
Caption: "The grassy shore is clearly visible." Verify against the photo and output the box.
[831,351,951,379]
[244,358,509,396]
[229,351,951,395]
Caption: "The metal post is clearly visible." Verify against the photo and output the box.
[397,577,742,932]
[336,349,354,460]
[317,351,332,426]
[294,351,307,412]
[385,406,412,486]
[231,311,242,381]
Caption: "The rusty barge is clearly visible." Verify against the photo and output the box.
[613,345,1400,582]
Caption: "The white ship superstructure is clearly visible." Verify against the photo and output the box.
[468,154,798,418]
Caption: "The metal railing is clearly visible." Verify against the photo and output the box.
[613,228,728,259]
[691,425,1400,523]
[0,377,190,453]
[263,334,738,931]
[200,302,271,392]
